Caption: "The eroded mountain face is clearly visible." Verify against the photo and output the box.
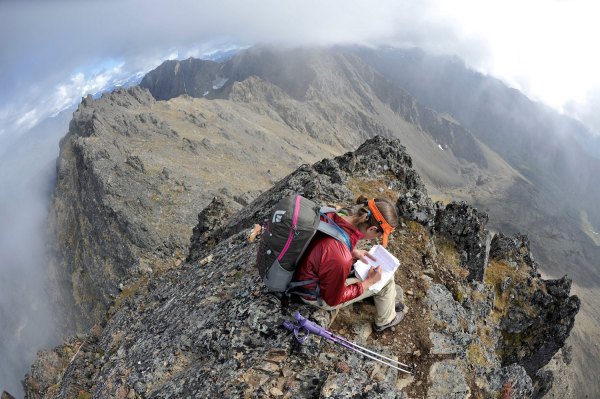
[26,137,578,398]
[352,47,600,281]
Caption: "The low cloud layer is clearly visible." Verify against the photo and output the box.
[0,110,71,395]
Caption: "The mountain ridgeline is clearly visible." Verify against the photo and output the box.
[21,46,594,397]
[140,48,487,167]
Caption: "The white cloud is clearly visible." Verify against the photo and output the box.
[1,0,599,135]
[15,109,40,131]
[565,86,600,135]
[429,0,600,112]
[0,63,136,136]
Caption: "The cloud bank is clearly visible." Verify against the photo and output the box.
[2,0,599,135]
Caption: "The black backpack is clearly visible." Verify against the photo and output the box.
[256,195,350,297]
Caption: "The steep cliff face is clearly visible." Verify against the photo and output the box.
[47,82,347,328]
[27,137,578,398]
[48,88,177,327]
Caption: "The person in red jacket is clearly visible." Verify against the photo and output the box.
[295,196,406,332]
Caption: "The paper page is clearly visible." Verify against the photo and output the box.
[354,245,400,292]
[370,245,400,272]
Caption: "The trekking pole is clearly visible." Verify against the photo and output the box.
[283,312,413,374]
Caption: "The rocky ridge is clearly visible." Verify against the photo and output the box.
[25,137,579,398]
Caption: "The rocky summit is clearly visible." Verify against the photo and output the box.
[25,137,579,398]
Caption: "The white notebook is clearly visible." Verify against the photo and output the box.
[354,245,400,293]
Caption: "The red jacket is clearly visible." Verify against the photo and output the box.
[294,213,365,306]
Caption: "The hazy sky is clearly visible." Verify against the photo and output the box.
[0,0,599,137]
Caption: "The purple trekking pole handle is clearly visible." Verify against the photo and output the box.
[294,312,330,337]
[282,316,312,343]
[282,312,331,343]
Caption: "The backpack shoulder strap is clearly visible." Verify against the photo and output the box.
[317,220,349,243]
[286,206,347,306]
[286,280,323,306]
[319,206,337,214]
[317,211,352,251]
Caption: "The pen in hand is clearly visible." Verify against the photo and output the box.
[364,265,383,288]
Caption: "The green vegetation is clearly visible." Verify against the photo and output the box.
[484,260,517,322]
[114,276,149,309]
[501,330,533,347]
[406,220,425,234]
[484,259,540,324]
[484,260,517,295]
[435,236,469,279]
[77,391,92,399]
[477,324,495,349]
[346,177,398,203]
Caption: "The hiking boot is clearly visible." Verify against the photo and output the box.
[374,312,405,332]
[395,302,406,313]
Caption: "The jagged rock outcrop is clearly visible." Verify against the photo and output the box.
[488,234,580,376]
[434,202,492,281]
[187,195,239,262]
[396,189,437,227]
[213,135,423,245]
[26,137,579,398]
[423,208,579,394]
[140,58,221,100]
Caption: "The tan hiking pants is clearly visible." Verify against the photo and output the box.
[301,276,397,327]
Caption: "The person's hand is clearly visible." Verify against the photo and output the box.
[362,266,382,290]
[352,248,376,264]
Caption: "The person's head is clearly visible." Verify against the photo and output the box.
[341,195,399,246]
